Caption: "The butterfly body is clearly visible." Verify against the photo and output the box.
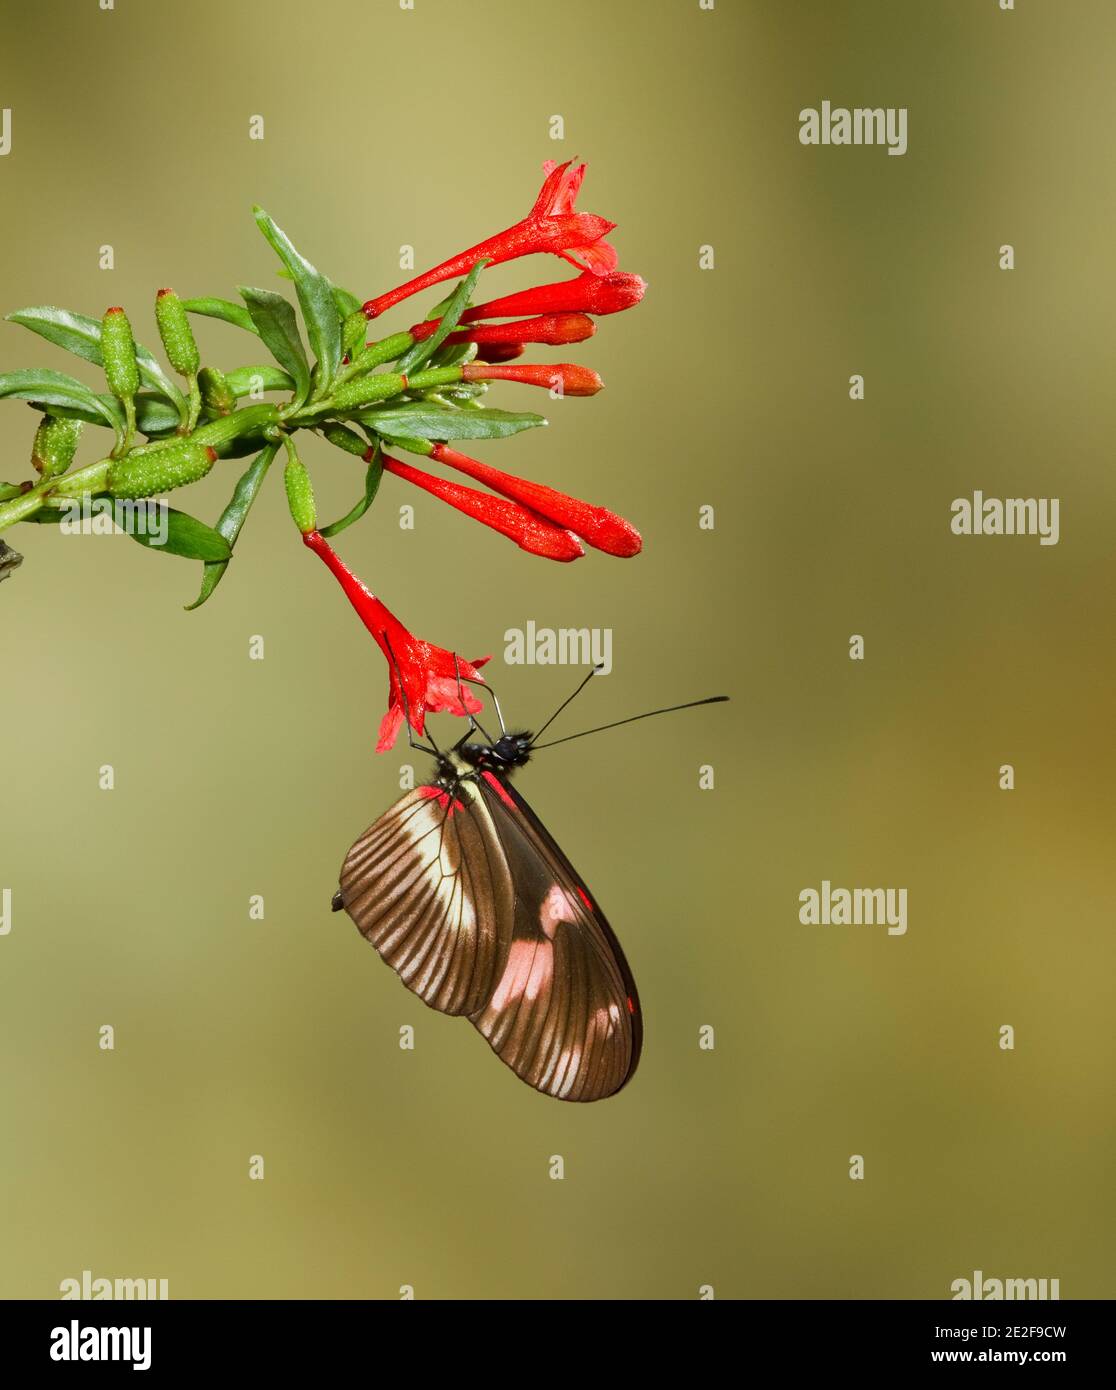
[437,730,533,780]
[335,732,642,1102]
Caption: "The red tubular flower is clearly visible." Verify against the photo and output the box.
[409,273,645,340]
[362,161,618,319]
[462,362,603,397]
[410,312,595,348]
[302,529,489,752]
[461,270,647,322]
[381,455,584,562]
[427,443,642,558]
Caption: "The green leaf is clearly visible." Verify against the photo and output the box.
[238,287,311,404]
[21,498,86,524]
[332,285,363,318]
[135,393,183,436]
[253,208,341,395]
[180,297,259,335]
[42,391,175,438]
[357,404,547,442]
[5,306,187,421]
[427,382,487,402]
[210,433,270,460]
[319,443,383,538]
[186,442,279,610]
[397,261,488,377]
[424,289,458,321]
[0,482,23,502]
[429,339,478,370]
[224,364,297,399]
[0,369,126,446]
[126,508,232,561]
[300,275,360,320]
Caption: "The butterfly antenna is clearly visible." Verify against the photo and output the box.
[384,633,441,756]
[531,695,729,750]
[530,663,604,744]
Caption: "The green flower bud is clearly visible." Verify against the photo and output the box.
[330,372,407,413]
[283,448,317,534]
[322,422,369,457]
[107,441,217,499]
[353,332,413,372]
[101,307,139,403]
[155,288,200,377]
[31,414,83,479]
[342,311,367,362]
[198,366,235,415]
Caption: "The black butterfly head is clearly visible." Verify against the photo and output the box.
[458,730,534,772]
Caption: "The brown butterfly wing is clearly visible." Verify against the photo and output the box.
[467,772,642,1103]
[337,784,513,1017]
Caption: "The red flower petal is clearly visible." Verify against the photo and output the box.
[363,161,619,318]
[303,529,490,751]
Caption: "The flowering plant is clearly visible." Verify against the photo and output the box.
[0,161,645,748]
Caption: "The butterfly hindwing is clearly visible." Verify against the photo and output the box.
[338,783,513,1016]
[467,771,642,1103]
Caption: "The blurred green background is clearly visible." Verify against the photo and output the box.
[2,0,1113,1300]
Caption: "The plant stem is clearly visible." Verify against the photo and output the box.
[0,490,45,528]
[186,374,202,433]
[50,460,113,498]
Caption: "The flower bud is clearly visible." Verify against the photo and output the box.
[107,440,217,499]
[155,289,200,377]
[462,362,602,396]
[322,422,372,458]
[101,307,139,403]
[382,455,584,562]
[351,332,414,373]
[198,366,236,415]
[283,449,317,534]
[409,312,594,349]
[462,270,647,322]
[31,414,83,479]
[342,311,367,362]
[330,372,407,412]
[428,443,639,557]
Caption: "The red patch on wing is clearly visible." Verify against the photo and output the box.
[416,786,464,816]
[626,995,636,1015]
[482,770,518,809]
[576,886,593,911]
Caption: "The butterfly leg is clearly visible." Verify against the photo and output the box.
[383,632,441,757]
[456,659,508,738]
[452,652,498,747]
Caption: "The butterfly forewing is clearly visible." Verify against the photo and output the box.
[338,769,641,1102]
[339,783,512,1016]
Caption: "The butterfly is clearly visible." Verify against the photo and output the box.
[332,665,727,1102]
